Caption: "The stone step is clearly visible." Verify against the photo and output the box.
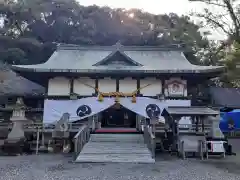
[81,146,150,154]
[84,142,147,149]
[75,153,155,163]
[75,133,154,163]
[90,134,144,143]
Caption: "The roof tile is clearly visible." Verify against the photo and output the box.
[12,44,224,74]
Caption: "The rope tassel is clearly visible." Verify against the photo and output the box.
[115,95,120,102]
[132,95,136,103]
[98,94,104,102]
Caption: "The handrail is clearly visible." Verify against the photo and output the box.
[73,124,90,160]
[0,122,88,133]
[23,122,86,132]
[143,125,156,158]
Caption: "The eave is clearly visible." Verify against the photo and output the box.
[11,65,225,74]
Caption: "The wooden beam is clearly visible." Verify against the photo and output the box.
[161,79,165,95]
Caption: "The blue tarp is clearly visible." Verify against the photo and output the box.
[220,109,240,132]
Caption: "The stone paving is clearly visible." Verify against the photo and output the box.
[0,154,240,180]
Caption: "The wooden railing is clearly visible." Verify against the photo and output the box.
[23,122,86,132]
[155,125,165,132]
[0,122,12,130]
[143,125,156,158]
[0,122,89,133]
[73,125,90,159]
[155,124,212,133]
[178,124,211,133]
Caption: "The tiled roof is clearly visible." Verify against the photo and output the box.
[0,63,45,96]
[165,106,219,115]
[210,87,240,108]
[11,43,224,74]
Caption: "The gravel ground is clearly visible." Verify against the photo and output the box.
[0,154,240,180]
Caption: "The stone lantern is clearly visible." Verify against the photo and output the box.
[6,98,29,143]
[208,115,224,139]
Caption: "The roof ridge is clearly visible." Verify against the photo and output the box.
[56,43,186,51]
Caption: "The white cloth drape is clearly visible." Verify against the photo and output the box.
[119,97,166,123]
[43,97,167,123]
[43,97,115,123]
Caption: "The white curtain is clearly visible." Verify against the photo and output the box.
[119,97,166,123]
[43,97,167,124]
[43,97,115,123]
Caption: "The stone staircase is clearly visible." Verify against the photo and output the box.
[75,133,155,163]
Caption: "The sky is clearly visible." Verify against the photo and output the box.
[79,0,197,15]
[78,0,227,40]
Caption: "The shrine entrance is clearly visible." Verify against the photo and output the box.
[101,103,136,128]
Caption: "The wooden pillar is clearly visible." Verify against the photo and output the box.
[195,116,199,132]
[201,116,205,132]
[41,132,45,146]
[116,78,119,92]
[36,127,40,155]
[44,78,49,96]
[158,77,165,95]
[137,78,140,95]
[172,115,179,152]
[161,79,165,95]
[70,78,74,94]
[95,78,98,94]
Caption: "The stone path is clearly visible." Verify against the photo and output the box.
[0,154,240,180]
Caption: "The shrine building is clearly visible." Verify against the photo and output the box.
[11,43,224,128]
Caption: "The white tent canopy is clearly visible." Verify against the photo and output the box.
[43,97,167,124]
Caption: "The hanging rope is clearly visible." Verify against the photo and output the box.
[79,80,152,102]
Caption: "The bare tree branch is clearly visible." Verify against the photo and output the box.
[196,13,231,35]
[190,0,240,43]
[189,0,227,7]
[223,0,240,37]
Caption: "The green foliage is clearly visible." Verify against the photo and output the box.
[220,42,240,87]
[0,0,213,66]
[0,48,26,64]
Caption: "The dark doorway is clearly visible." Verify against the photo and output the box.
[101,103,136,128]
